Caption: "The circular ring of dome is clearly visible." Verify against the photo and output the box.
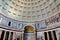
[0,0,59,22]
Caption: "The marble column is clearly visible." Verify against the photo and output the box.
[10,32,13,40]
[51,31,54,40]
[22,31,24,40]
[56,31,59,40]
[8,32,11,40]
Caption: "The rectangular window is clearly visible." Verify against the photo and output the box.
[18,24,20,28]
[0,18,2,24]
[8,22,11,26]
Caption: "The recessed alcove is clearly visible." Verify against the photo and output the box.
[24,25,35,40]
[24,25,34,32]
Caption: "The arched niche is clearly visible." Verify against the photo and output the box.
[24,25,34,32]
